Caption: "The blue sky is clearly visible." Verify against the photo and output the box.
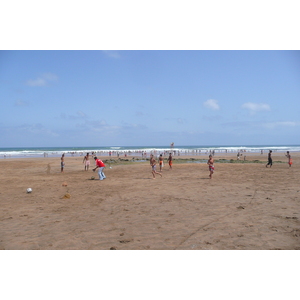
[1,50,299,147]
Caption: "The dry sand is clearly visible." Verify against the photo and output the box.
[1,152,299,250]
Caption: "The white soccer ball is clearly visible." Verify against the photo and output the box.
[27,188,32,193]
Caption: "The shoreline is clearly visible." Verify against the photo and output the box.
[1,145,300,160]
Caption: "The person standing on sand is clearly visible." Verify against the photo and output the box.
[168,153,173,169]
[286,151,292,167]
[61,153,65,172]
[93,157,106,180]
[83,152,90,171]
[207,154,214,179]
[159,154,164,172]
[266,150,273,168]
[150,154,162,179]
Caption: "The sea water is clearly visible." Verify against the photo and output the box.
[0,145,299,159]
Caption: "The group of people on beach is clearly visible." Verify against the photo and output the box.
[82,152,106,180]
[149,153,173,179]
[61,152,106,180]
[265,150,292,168]
[147,153,165,178]
[60,150,293,180]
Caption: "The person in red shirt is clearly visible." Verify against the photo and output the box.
[93,157,106,180]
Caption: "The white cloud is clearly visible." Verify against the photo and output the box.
[263,121,297,129]
[204,99,220,110]
[60,111,88,120]
[102,50,121,59]
[242,102,270,113]
[26,78,46,86]
[26,73,58,87]
[77,111,87,118]
[43,73,58,81]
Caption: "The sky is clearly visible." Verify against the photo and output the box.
[0,50,299,147]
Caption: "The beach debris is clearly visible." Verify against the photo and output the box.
[110,247,117,250]
[237,205,245,209]
[63,193,71,199]
[91,176,95,180]
[62,182,68,187]
[27,188,32,193]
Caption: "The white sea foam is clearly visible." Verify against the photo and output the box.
[1,145,300,159]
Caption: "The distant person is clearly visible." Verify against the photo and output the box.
[61,153,65,172]
[93,157,106,180]
[266,150,273,168]
[150,154,162,179]
[159,154,164,172]
[168,153,173,169]
[286,151,292,167]
[83,152,90,171]
[207,154,214,179]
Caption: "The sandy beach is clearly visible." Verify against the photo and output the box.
[1,152,299,250]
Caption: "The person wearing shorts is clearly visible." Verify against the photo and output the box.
[286,151,292,167]
[168,153,173,169]
[207,154,214,179]
[150,154,162,179]
[159,154,164,172]
[83,152,90,171]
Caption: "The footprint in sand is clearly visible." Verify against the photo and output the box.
[119,239,133,244]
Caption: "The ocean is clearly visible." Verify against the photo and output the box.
[1,145,299,159]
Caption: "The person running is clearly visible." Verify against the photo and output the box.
[83,152,90,171]
[61,153,65,172]
[93,157,106,180]
[207,154,214,179]
[150,154,162,179]
[168,153,173,170]
[286,151,292,167]
[266,150,273,168]
[159,154,164,172]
